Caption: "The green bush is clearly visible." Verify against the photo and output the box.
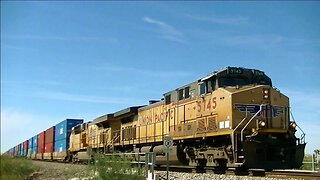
[90,153,145,180]
[299,154,320,171]
[0,155,37,180]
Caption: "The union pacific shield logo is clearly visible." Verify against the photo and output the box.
[234,104,284,118]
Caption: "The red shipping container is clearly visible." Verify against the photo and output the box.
[45,126,55,144]
[23,140,28,150]
[44,142,54,153]
[37,131,45,153]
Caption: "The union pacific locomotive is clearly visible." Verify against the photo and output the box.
[6,67,306,171]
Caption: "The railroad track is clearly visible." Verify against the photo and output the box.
[30,160,320,179]
[266,170,320,180]
[155,165,320,179]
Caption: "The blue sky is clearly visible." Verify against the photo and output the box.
[1,2,319,154]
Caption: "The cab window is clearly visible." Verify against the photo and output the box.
[165,94,171,105]
[218,76,249,87]
[184,87,190,98]
[199,82,206,95]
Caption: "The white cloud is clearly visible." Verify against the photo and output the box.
[142,17,184,43]
[2,35,119,44]
[187,14,248,25]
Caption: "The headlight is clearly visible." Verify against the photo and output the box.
[259,120,266,127]
[263,88,270,100]
[290,121,297,129]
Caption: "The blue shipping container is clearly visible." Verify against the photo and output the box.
[20,143,23,156]
[32,135,38,154]
[54,138,69,152]
[14,146,17,156]
[55,119,83,141]
[28,137,33,149]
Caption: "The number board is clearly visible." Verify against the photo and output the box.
[163,136,173,153]
[228,67,243,74]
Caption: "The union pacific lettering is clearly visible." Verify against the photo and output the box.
[139,110,169,125]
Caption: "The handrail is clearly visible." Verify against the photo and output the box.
[111,134,120,144]
[290,111,306,144]
[231,107,248,163]
[106,133,120,151]
[240,104,265,142]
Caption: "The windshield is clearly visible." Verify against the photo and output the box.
[219,77,250,87]
[218,74,272,87]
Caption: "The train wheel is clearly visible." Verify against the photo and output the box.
[235,165,249,175]
[264,168,273,172]
[214,159,227,174]
[195,159,206,173]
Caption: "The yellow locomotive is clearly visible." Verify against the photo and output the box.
[69,67,305,171]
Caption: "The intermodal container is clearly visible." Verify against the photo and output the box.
[14,146,17,156]
[44,142,54,153]
[23,140,28,150]
[32,135,38,154]
[37,131,45,153]
[17,144,20,155]
[45,126,55,143]
[10,148,12,155]
[20,143,23,156]
[23,140,28,156]
[54,138,69,152]
[55,119,83,141]
[28,137,33,154]
[44,126,55,153]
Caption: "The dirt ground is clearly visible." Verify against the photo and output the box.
[29,160,95,180]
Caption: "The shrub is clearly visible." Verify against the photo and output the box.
[0,155,37,180]
[299,154,320,171]
[90,153,145,180]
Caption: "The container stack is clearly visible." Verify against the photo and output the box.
[53,119,83,160]
[31,135,38,159]
[19,143,23,156]
[44,126,55,160]
[27,137,33,159]
[14,146,17,156]
[36,131,45,160]
[23,140,28,156]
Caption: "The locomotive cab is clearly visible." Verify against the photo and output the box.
[211,67,306,170]
[181,67,305,171]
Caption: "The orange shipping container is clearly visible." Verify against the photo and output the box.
[44,142,54,153]
[45,126,55,144]
[37,131,45,153]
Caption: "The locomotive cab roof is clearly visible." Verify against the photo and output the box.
[200,67,272,85]
[163,67,272,104]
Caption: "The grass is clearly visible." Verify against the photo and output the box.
[299,154,320,171]
[0,155,37,180]
[90,153,145,180]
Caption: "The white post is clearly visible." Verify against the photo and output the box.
[312,153,315,171]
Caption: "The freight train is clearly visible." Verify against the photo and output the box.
[4,67,306,171]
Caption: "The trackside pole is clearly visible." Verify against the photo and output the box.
[164,135,173,180]
[312,153,315,171]
[146,152,155,180]
[166,151,169,180]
